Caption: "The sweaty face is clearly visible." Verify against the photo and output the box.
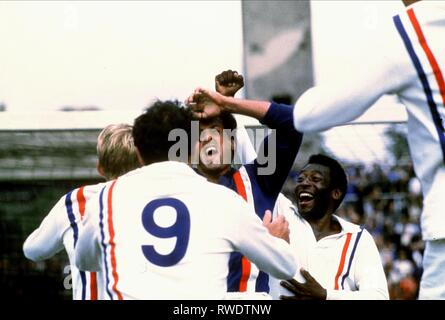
[294,163,333,220]
[194,118,233,175]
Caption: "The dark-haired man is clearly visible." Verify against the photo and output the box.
[75,100,297,300]
[187,72,303,295]
[271,154,389,300]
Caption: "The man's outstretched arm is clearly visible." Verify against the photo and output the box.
[187,87,270,120]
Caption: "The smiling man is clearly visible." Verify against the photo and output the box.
[270,154,389,300]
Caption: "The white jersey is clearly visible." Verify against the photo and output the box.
[269,196,389,300]
[23,183,106,300]
[293,1,445,241]
[75,161,297,300]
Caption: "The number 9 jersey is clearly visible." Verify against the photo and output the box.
[75,161,297,300]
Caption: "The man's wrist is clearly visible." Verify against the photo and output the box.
[220,95,235,113]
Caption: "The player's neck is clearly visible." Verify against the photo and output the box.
[197,165,232,183]
[307,214,341,242]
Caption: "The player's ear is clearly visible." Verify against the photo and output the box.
[331,188,342,201]
[96,161,105,178]
[135,148,146,166]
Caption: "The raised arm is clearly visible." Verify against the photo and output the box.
[214,70,258,165]
[187,87,270,120]
[251,102,302,196]
[293,81,387,132]
[215,69,244,98]
[293,18,415,133]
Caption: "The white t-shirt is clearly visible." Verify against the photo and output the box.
[293,1,445,241]
[23,183,106,300]
[75,161,297,300]
[270,195,389,300]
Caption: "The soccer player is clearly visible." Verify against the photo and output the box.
[292,0,445,299]
[270,154,388,300]
[186,72,303,294]
[75,100,297,300]
[23,123,140,300]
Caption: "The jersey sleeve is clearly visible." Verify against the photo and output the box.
[23,196,68,261]
[326,230,389,300]
[293,18,416,133]
[225,194,298,280]
[248,102,303,197]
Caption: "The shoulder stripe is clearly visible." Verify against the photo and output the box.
[79,271,87,300]
[334,233,352,290]
[233,171,250,292]
[340,226,365,289]
[106,180,123,300]
[239,256,251,292]
[238,167,256,209]
[99,185,113,300]
[393,13,445,163]
[65,189,87,300]
[233,171,248,201]
[76,187,86,219]
[65,190,79,247]
[407,8,445,107]
[90,272,98,300]
[232,169,261,292]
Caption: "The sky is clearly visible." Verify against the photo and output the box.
[0,1,409,164]
[0,1,243,112]
[311,0,407,164]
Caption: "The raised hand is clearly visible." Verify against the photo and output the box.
[215,70,244,97]
[280,268,327,300]
[262,210,290,243]
[185,87,226,120]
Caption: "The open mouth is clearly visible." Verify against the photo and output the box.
[298,192,314,205]
[204,145,218,157]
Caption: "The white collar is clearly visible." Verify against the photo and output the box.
[333,214,363,234]
[291,206,363,235]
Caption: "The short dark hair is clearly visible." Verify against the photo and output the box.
[307,154,348,210]
[200,112,237,131]
[220,112,237,130]
[133,100,192,165]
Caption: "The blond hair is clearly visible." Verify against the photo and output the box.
[97,123,140,180]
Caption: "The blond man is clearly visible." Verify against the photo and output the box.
[23,123,140,300]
